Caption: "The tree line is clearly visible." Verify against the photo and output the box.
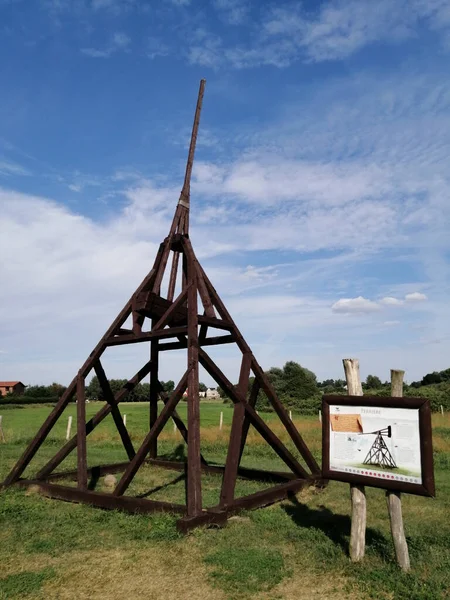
[0,379,210,405]
[2,365,449,413]
[219,363,450,414]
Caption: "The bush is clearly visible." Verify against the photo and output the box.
[0,395,59,405]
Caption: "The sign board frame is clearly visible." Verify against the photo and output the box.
[322,395,435,497]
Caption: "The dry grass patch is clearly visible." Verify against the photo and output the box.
[40,545,227,600]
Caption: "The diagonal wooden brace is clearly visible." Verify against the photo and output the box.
[113,371,189,496]
[198,262,320,475]
[198,349,309,479]
[220,352,252,506]
[94,360,135,460]
[35,361,152,480]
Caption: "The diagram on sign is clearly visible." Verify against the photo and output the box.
[361,427,397,469]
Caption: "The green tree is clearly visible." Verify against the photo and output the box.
[257,361,320,411]
[49,382,67,398]
[86,376,102,400]
[161,380,175,393]
[422,371,442,385]
[24,385,53,398]
[199,382,207,392]
[364,374,382,389]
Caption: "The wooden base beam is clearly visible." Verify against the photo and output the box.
[15,480,186,514]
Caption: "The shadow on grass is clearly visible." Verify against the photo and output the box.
[159,444,187,462]
[283,494,391,560]
[138,444,187,499]
[137,473,186,499]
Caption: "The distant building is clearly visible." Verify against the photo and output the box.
[182,388,219,399]
[0,381,26,397]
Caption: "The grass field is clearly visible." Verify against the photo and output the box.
[0,402,449,600]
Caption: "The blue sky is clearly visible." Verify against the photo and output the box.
[1,0,450,386]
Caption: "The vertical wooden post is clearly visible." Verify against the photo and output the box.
[343,358,366,562]
[388,369,410,572]
[123,414,127,427]
[76,373,88,491]
[149,323,159,459]
[66,416,73,441]
[219,411,223,430]
[186,262,202,516]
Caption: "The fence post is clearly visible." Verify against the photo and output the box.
[441,405,444,416]
[0,415,5,442]
[289,410,292,420]
[343,358,366,562]
[66,416,73,441]
[123,414,127,427]
[388,369,410,572]
[219,411,223,430]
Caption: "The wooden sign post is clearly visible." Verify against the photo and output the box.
[342,358,366,562]
[387,369,410,571]
[322,382,435,569]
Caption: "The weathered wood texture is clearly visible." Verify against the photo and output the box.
[220,352,251,506]
[94,360,135,460]
[343,358,366,562]
[4,78,322,531]
[186,255,202,516]
[388,369,410,571]
[76,373,88,491]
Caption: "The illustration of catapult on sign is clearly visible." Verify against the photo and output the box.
[360,426,397,469]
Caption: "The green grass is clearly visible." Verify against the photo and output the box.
[0,568,56,600]
[0,405,449,600]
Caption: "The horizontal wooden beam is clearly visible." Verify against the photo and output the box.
[46,460,141,482]
[158,334,235,352]
[105,327,188,346]
[223,478,311,513]
[176,511,228,534]
[198,315,234,331]
[16,480,186,515]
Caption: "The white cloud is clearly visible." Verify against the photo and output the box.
[1,65,448,384]
[213,0,249,25]
[187,29,223,68]
[187,0,450,69]
[331,296,381,314]
[194,158,391,206]
[405,292,428,302]
[0,160,30,176]
[380,297,404,306]
[147,37,169,60]
[81,31,130,58]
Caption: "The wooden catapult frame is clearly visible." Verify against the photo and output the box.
[3,80,321,532]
